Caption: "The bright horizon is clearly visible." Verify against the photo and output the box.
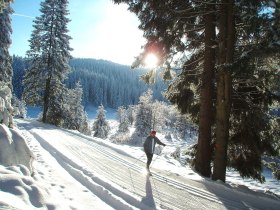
[9,0,145,66]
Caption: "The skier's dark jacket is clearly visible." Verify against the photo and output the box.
[143,136,165,154]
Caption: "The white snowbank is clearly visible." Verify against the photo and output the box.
[0,164,56,210]
[0,124,34,172]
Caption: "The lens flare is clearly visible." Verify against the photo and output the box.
[144,53,158,68]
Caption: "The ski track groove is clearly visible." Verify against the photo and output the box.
[17,120,259,210]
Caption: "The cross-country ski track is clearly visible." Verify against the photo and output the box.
[16,119,280,210]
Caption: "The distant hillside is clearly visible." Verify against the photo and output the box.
[12,56,168,108]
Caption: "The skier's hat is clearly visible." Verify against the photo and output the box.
[151,130,156,134]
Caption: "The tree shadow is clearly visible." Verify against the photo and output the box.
[141,175,156,210]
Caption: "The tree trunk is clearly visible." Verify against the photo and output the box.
[195,2,216,177]
[212,0,235,182]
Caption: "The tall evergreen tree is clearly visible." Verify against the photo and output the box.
[130,89,154,145]
[212,0,235,182]
[117,106,129,133]
[223,0,280,182]
[0,3,13,89]
[92,104,110,139]
[23,0,72,124]
[0,3,13,127]
[62,81,90,135]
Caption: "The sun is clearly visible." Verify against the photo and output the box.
[144,53,159,68]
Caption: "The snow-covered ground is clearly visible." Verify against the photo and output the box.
[0,106,280,209]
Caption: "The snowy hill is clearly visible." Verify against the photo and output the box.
[0,109,280,209]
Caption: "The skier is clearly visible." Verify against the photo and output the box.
[143,130,166,175]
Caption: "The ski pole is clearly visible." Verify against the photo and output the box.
[150,145,165,167]
[128,153,145,170]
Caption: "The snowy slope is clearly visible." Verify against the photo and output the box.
[1,118,278,210]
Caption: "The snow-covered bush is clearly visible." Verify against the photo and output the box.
[61,83,91,135]
[165,132,172,141]
[134,90,153,135]
[11,95,27,118]
[117,106,129,133]
[129,89,154,145]
[127,105,135,125]
[151,100,166,132]
[0,124,34,173]
[0,82,13,127]
[92,104,110,139]
[171,147,181,160]
[111,132,131,144]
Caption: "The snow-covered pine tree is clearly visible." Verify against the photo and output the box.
[0,4,13,127]
[11,95,26,119]
[151,100,166,132]
[62,81,90,135]
[0,82,13,126]
[126,105,135,125]
[0,4,12,89]
[23,0,72,125]
[92,104,110,139]
[117,106,129,133]
[131,89,153,144]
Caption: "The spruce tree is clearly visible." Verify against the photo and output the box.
[23,0,72,125]
[117,106,129,133]
[0,4,13,127]
[11,95,26,119]
[92,104,110,139]
[134,89,153,138]
[62,81,90,135]
[0,4,12,89]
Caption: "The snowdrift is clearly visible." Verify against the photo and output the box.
[0,124,34,172]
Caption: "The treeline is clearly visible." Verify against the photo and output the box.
[12,56,168,108]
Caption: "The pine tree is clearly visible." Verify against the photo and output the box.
[117,106,129,133]
[0,4,13,127]
[133,89,153,143]
[61,81,90,135]
[23,0,72,125]
[11,94,26,119]
[222,0,280,182]
[92,104,110,139]
[126,105,135,125]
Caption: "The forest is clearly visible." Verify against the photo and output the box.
[12,56,168,108]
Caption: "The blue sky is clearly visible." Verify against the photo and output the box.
[9,0,145,65]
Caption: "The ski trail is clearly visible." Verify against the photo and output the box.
[19,123,115,210]
[16,119,280,210]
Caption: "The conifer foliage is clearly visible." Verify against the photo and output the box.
[23,0,72,125]
[92,104,110,139]
[117,106,129,133]
[134,89,153,138]
[113,0,280,182]
[0,4,13,127]
[61,82,90,135]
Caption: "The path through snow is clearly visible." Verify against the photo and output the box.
[16,119,280,210]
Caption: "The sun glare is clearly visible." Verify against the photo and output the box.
[144,53,159,68]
